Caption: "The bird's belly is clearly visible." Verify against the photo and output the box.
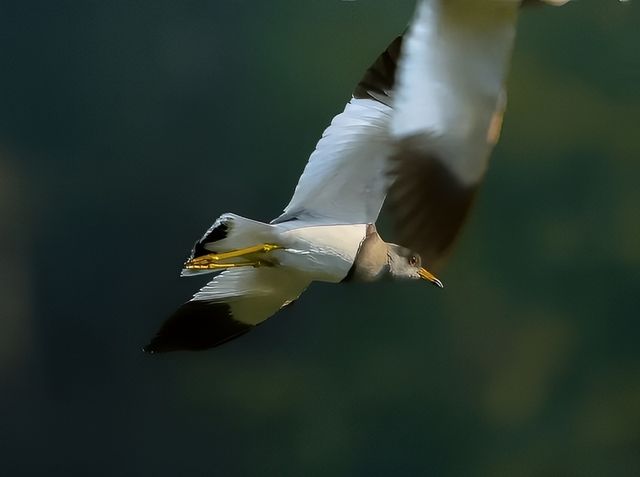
[275,224,367,283]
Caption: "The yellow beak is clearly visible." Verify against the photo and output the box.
[418,268,444,288]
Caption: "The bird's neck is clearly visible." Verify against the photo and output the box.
[344,225,390,282]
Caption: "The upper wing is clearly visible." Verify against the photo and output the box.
[271,38,404,225]
[145,267,310,352]
[386,0,520,266]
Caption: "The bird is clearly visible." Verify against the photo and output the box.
[145,0,569,353]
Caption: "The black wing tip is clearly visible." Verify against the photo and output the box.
[145,301,253,353]
[353,35,403,103]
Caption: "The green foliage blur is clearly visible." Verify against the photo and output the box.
[1,1,638,475]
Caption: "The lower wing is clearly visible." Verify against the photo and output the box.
[145,267,311,353]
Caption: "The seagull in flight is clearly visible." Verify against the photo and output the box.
[145,0,569,353]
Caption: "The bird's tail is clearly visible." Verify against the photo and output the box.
[181,213,277,277]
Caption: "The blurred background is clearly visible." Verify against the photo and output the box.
[1,1,639,475]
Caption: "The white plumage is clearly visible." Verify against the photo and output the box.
[194,267,311,326]
[274,98,392,225]
[391,0,518,185]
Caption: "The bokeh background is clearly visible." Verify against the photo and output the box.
[1,1,639,475]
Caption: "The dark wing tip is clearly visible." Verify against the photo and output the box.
[353,36,403,104]
[145,301,252,353]
[388,136,480,268]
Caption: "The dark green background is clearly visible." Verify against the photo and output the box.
[1,1,639,475]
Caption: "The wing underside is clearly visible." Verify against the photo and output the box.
[272,97,392,225]
[387,0,519,266]
[271,37,405,226]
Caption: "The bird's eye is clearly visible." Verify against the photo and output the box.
[408,256,418,266]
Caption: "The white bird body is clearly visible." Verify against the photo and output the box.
[145,0,570,353]
[275,223,368,283]
[183,214,368,283]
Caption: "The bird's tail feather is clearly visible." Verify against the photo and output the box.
[182,213,276,277]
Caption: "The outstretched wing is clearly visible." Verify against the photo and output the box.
[278,0,562,264]
[145,268,310,352]
[271,38,403,225]
[386,0,519,266]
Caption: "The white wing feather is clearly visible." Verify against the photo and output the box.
[193,267,310,325]
[272,98,392,225]
[392,0,518,185]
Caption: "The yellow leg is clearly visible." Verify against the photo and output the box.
[184,261,262,270]
[184,243,281,270]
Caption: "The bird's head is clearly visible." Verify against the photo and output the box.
[386,244,443,288]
